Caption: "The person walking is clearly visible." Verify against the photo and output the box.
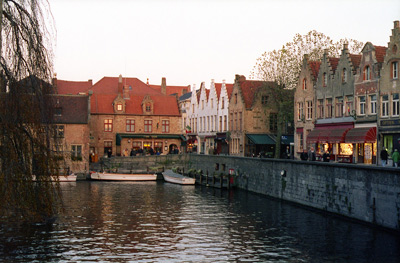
[380,148,388,167]
[308,147,316,161]
[322,151,330,162]
[392,149,400,168]
[300,149,308,161]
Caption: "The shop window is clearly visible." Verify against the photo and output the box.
[154,142,163,154]
[132,141,142,151]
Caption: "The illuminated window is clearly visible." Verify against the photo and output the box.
[104,119,113,132]
[117,104,123,111]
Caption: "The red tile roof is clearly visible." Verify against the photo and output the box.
[238,78,275,109]
[149,84,190,97]
[206,89,210,100]
[328,57,339,73]
[226,84,234,100]
[52,95,89,124]
[91,77,159,96]
[55,79,92,95]
[90,93,180,116]
[215,83,222,99]
[374,45,387,63]
[308,61,321,81]
[349,54,362,69]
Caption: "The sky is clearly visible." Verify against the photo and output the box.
[50,0,400,89]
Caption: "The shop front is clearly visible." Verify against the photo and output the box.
[214,132,229,155]
[246,134,276,157]
[344,127,377,164]
[186,135,198,153]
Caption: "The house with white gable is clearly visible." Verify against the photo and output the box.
[215,80,234,154]
[196,82,211,154]
[186,84,200,153]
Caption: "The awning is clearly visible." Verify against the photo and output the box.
[116,133,186,146]
[247,134,276,145]
[345,127,376,143]
[306,129,323,143]
[328,128,351,143]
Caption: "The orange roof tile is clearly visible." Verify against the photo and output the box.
[226,84,234,100]
[308,61,321,81]
[206,89,210,100]
[56,79,92,95]
[350,54,362,69]
[374,45,387,63]
[215,83,222,99]
[238,78,274,109]
[91,77,159,96]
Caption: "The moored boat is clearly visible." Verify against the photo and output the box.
[32,173,77,182]
[162,170,196,185]
[90,172,157,181]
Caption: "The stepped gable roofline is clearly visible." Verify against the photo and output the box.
[215,81,234,101]
[91,76,161,96]
[55,79,92,95]
[226,83,234,100]
[215,83,222,99]
[52,94,89,124]
[328,57,339,73]
[90,93,180,116]
[308,61,321,81]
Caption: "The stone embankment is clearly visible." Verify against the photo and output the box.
[93,154,400,231]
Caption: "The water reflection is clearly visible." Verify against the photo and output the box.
[0,181,399,262]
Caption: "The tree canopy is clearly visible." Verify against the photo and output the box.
[251,30,364,89]
[0,0,60,224]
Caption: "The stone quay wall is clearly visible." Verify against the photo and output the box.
[187,155,400,231]
[99,154,400,231]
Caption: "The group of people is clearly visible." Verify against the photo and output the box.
[122,148,158,156]
[300,147,330,162]
[380,148,400,167]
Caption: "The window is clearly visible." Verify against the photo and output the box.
[117,103,123,111]
[298,102,304,121]
[224,115,227,131]
[221,98,225,109]
[262,95,268,105]
[104,119,113,132]
[318,99,324,119]
[235,113,238,130]
[126,119,135,132]
[342,68,347,83]
[364,66,371,80]
[302,78,307,90]
[392,61,399,79]
[192,104,194,113]
[345,96,353,116]
[202,100,204,109]
[336,97,343,117]
[221,116,224,132]
[381,95,389,117]
[393,93,399,116]
[269,113,278,132]
[370,95,377,115]
[54,107,62,116]
[71,145,82,161]
[211,99,213,108]
[145,103,151,112]
[306,100,313,120]
[234,93,238,104]
[239,112,242,131]
[54,125,64,138]
[359,96,366,115]
[326,98,333,118]
[104,141,112,155]
[162,120,170,133]
[144,120,152,132]
[323,72,327,87]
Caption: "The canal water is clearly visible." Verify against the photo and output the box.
[1,181,400,262]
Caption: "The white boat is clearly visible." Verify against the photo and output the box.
[32,173,77,182]
[90,172,157,181]
[162,170,196,185]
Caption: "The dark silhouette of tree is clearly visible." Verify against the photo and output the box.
[0,0,61,223]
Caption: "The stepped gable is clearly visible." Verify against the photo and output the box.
[55,79,92,95]
[308,61,321,81]
[328,57,339,73]
[226,83,234,100]
[374,45,387,63]
[215,82,234,101]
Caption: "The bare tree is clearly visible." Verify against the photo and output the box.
[0,0,61,223]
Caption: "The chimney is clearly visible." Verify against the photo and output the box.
[118,74,123,94]
[395,20,399,29]
[161,77,167,95]
[123,85,130,99]
[52,73,58,92]
[146,78,149,85]
[235,74,246,83]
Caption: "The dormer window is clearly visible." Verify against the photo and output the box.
[117,103,123,111]
[146,103,151,112]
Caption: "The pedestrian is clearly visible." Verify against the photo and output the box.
[380,148,388,167]
[322,151,330,162]
[107,148,112,158]
[392,149,400,168]
[300,149,308,161]
[130,148,135,156]
[308,147,316,161]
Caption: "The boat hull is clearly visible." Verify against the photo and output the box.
[90,172,157,181]
[162,171,196,185]
[33,174,77,182]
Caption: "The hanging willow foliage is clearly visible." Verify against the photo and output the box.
[0,0,62,224]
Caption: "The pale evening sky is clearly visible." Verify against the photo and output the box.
[51,0,400,89]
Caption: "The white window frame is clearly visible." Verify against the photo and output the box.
[369,95,377,115]
[381,95,389,117]
[359,96,366,115]
[393,93,399,116]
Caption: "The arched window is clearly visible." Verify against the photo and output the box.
[342,68,347,83]
[323,73,327,87]
[302,78,307,90]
